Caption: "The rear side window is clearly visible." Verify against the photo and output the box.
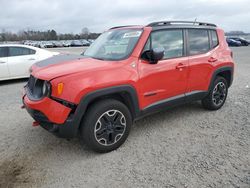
[0,47,8,58]
[188,29,209,55]
[9,47,36,57]
[150,29,184,59]
[211,30,219,48]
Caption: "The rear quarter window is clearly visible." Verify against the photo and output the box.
[211,30,219,48]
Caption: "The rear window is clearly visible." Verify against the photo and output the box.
[211,30,219,48]
[9,47,36,57]
[188,29,210,55]
[0,47,8,58]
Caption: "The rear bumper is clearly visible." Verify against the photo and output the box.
[23,95,79,138]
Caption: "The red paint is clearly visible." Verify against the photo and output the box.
[23,95,71,124]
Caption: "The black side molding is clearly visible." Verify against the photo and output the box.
[139,90,208,119]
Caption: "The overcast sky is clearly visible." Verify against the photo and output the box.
[1,0,249,33]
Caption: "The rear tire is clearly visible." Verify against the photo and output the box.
[80,99,132,153]
[202,76,228,110]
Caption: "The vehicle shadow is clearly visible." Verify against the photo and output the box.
[134,101,204,129]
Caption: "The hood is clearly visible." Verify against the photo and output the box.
[32,54,115,80]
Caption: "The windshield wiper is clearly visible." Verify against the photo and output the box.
[93,57,105,61]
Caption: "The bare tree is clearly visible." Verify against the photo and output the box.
[81,27,90,35]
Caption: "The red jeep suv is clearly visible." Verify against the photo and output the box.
[23,21,234,152]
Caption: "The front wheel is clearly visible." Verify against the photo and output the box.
[80,99,132,153]
[202,76,228,110]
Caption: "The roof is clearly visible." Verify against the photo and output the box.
[109,21,217,30]
[147,21,216,27]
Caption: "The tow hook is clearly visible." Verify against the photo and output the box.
[32,121,40,127]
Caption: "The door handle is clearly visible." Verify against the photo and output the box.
[208,57,217,62]
[0,61,6,64]
[28,58,36,61]
[176,63,187,70]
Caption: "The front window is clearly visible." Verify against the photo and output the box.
[84,29,142,61]
[142,29,184,60]
[151,29,184,59]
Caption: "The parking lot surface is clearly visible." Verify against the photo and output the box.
[0,47,249,188]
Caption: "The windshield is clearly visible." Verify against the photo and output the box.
[83,29,142,61]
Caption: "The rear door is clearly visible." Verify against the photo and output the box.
[8,47,37,78]
[186,29,215,92]
[0,47,9,80]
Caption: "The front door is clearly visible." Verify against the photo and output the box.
[138,29,188,109]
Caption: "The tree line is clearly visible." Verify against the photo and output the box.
[0,28,101,42]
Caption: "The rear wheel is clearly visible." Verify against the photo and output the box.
[202,76,228,110]
[80,99,132,153]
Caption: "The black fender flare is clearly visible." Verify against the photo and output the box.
[71,85,140,131]
[208,66,234,91]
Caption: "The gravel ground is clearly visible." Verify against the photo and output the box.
[0,47,249,188]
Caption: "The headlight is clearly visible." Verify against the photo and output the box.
[42,81,51,96]
[42,82,47,95]
[27,78,51,100]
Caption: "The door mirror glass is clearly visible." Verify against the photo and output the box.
[151,47,164,64]
[141,47,164,64]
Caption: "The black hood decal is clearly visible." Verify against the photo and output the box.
[35,54,87,67]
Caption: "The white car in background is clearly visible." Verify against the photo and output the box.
[0,44,59,81]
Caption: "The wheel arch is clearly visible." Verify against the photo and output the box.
[73,85,140,131]
[209,66,234,91]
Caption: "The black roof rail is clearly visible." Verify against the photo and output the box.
[147,21,217,27]
[109,25,139,30]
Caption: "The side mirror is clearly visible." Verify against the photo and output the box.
[150,47,164,64]
[141,47,164,64]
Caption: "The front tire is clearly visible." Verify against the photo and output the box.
[80,99,132,153]
[202,76,228,110]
